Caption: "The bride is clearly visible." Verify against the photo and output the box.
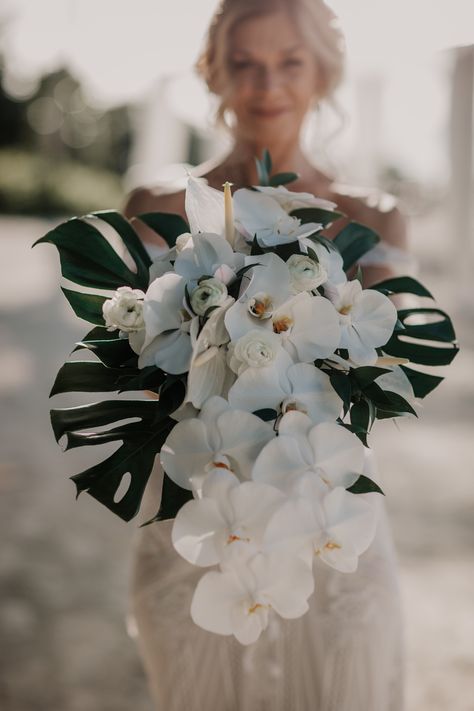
[124,1,409,709]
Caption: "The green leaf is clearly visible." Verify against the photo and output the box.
[91,210,152,274]
[34,216,148,290]
[74,329,136,369]
[400,366,443,399]
[349,400,372,444]
[269,172,299,186]
[333,222,380,271]
[347,475,384,495]
[50,361,137,396]
[137,212,189,248]
[61,288,107,326]
[352,366,391,388]
[370,276,433,299]
[383,308,458,366]
[253,408,278,422]
[290,207,344,227]
[329,370,352,415]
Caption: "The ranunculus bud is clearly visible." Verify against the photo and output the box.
[102,286,145,332]
[287,254,327,294]
[190,278,228,316]
[228,329,281,375]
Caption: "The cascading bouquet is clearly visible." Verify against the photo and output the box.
[35,153,458,645]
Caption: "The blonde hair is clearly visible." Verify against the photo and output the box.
[196,0,346,125]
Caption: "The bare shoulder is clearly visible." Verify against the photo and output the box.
[328,182,408,250]
[122,186,186,220]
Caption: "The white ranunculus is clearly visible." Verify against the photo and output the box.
[228,329,282,375]
[233,189,322,248]
[190,552,314,644]
[172,469,284,567]
[138,273,196,374]
[160,396,274,490]
[264,477,377,573]
[102,286,145,333]
[252,411,363,494]
[256,185,338,214]
[228,359,342,425]
[287,254,328,294]
[300,241,347,287]
[190,278,229,316]
[327,280,398,366]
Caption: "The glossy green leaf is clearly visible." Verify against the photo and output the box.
[74,329,136,368]
[137,212,189,248]
[370,276,433,299]
[269,172,299,186]
[62,288,107,326]
[50,361,137,396]
[400,366,443,399]
[290,207,344,227]
[332,222,380,271]
[347,475,384,496]
[384,307,458,366]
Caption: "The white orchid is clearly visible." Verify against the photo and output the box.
[256,185,338,214]
[264,477,377,573]
[327,280,397,366]
[252,411,363,494]
[190,552,314,644]
[301,240,347,288]
[160,396,274,490]
[228,357,342,425]
[172,469,284,567]
[138,272,196,374]
[233,188,322,248]
[174,232,244,285]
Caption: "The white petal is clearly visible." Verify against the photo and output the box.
[280,293,341,361]
[251,553,314,619]
[308,422,363,488]
[351,289,397,347]
[172,498,227,566]
[286,363,342,424]
[227,350,293,413]
[252,433,310,492]
[138,328,192,374]
[160,418,212,490]
[185,176,225,236]
[216,410,274,480]
[190,570,240,636]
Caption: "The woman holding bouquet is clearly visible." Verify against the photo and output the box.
[125,1,409,709]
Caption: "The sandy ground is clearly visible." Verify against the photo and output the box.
[0,210,473,710]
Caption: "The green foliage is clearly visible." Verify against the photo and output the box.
[333,222,380,271]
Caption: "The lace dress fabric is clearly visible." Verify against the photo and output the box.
[127,240,409,711]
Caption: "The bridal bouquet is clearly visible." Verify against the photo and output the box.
[36,154,458,644]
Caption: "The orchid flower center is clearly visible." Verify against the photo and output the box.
[248,293,274,320]
[273,315,293,334]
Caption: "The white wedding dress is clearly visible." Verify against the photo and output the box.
[127,242,415,711]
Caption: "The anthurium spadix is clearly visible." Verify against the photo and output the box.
[190,552,314,645]
[160,396,274,490]
[233,188,322,248]
[264,477,377,573]
[172,469,284,567]
[327,280,398,365]
[138,272,196,374]
[228,357,342,425]
[252,411,363,494]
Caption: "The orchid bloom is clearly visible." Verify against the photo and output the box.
[233,188,322,248]
[172,469,284,567]
[160,396,274,490]
[327,280,398,366]
[256,185,338,214]
[174,232,244,286]
[190,552,314,644]
[252,411,364,494]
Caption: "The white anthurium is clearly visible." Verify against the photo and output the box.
[264,477,377,573]
[327,280,398,366]
[272,291,341,362]
[300,240,347,287]
[287,254,328,294]
[174,232,244,285]
[252,411,363,494]
[160,396,274,490]
[172,469,285,567]
[228,358,342,425]
[256,185,338,214]
[233,188,322,248]
[375,365,417,413]
[138,272,196,374]
[185,176,226,236]
[225,253,292,342]
[190,552,314,645]
[185,298,235,409]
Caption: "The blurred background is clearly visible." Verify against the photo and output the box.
[0,1,473,709]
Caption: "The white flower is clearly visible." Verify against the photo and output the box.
[256,185,338,214]
[252,411,363,494]
[287,254,327,293]
[172,469,284,566]
[190,278,229,316]
[160,396,274,490]
[228,329,282,375]
[264,477,377,573]
[102,286,145,333]
[174,232,244,285]
[190,552,314,644]
[327,280,397,366]
[228,359,342,425]
[233,189,322,248]
[185,176,226,236]
[300,241,347,287]
[138,273,196,374]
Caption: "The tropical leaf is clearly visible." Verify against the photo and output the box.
[73,327,137,368]
[383,308,458,366]
[400,366,444,399]
[332,222,380,271]
[139,473,193,527]
[347,474,384,495]
[137,212,189,248]
[269,172,299,186]
[370,276,433,299]
[61,288,107,326]
[291,207,344,227]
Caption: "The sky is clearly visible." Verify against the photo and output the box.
[1,0,473,182]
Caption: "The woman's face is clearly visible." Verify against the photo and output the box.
[226,11,319,145]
